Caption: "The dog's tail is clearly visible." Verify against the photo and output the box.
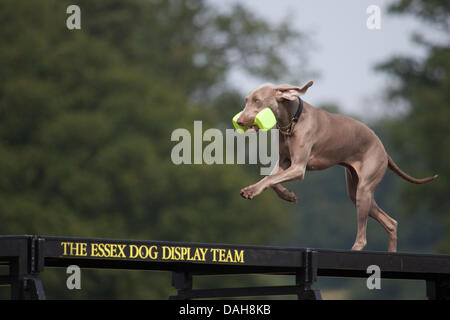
[388,155,438,184]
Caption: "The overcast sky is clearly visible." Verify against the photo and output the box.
[212,0,432,118]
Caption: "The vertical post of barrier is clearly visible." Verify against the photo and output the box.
[427,278,450,300]
[296,249,322,300]
[170,271,193,300]
[10,236,46,300]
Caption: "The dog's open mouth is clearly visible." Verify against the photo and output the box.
[251,124,260,132]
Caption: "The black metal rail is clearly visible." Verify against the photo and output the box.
[0,235,449,299]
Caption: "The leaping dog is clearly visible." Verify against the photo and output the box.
[237,81,438,252]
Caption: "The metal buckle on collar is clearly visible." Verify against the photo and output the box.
[277,120,296,136]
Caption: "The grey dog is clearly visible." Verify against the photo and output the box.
[237,81,437,252]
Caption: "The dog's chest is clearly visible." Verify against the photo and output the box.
[278,139,291,160]
[306,154,335,171]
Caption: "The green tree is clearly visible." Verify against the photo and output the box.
[376,0,450,251]
[0,0,309,298]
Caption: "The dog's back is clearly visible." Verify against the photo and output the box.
[303,104,386,169]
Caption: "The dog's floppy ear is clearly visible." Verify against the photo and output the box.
[274,81,314,101]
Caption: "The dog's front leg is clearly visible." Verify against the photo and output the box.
[240,163,305,200]
[240,159,295,201]
[272,184,298,203]
[269,161,298,203]
[240,168,275,201]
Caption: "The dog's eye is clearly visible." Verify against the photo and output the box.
[254,98,260,103]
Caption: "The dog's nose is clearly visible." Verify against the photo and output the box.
[236,115,246,126]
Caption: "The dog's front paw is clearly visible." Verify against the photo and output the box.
[240,185,262,200]
[273,186,298,203]
[279,189,298,203]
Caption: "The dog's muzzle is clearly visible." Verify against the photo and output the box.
[232,108,276,133]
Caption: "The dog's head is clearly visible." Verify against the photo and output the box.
[236,81,313,130]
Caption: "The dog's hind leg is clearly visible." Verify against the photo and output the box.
[352,181,373,251]
[351,154,390,251]
[345,167,358,205]
[345,166,370,251]
[369,201,398,252]
[349,157,398,252]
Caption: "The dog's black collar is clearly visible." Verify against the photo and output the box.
[277,96,303,136]
[293,96,303,123]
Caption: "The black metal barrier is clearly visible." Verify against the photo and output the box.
[0,235,449,299]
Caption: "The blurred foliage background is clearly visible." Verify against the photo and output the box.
[0,0,448,299]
